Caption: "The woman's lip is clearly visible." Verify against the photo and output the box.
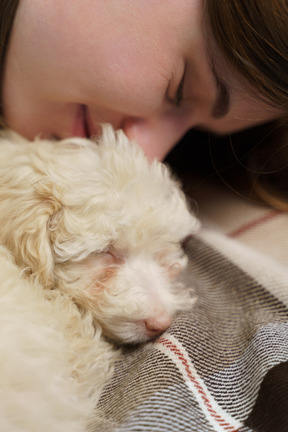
[85,108,102,138]
[72,104,101,138]
[72,104,88,138]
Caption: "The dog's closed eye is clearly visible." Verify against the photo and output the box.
[53,251,121,301]
[154,243,188,280]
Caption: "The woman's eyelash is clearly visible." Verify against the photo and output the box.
[174,74,185,106]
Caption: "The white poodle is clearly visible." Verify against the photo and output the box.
[0,126,199,431]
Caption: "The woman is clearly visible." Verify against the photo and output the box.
[0,0,286,164]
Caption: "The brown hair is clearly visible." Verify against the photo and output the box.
[207,0,288,110]
[0,0,19,124]
[207,0,288,209]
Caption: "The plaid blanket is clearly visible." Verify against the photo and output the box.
[92,180,288,432]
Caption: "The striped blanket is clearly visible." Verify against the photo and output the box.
[94,179,288,432]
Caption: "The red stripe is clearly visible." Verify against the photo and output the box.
[157,337,239,432]
[228,210,282,238]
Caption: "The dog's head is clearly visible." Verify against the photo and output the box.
[0,126,200,343]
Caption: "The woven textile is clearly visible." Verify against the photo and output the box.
[94,229,288,432]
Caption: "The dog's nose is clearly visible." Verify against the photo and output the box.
[144,313,172,338]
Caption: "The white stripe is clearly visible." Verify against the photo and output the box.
[155,335,243,432]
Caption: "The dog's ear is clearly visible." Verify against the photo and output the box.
[2,179,63,288]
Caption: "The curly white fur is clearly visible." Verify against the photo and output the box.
[0,126,199,430]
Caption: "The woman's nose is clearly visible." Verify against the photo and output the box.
[122,115,192,162]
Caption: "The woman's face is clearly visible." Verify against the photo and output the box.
[3,0,283,160]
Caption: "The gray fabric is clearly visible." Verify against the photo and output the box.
[94,235,288,431]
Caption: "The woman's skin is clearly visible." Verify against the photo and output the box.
[2,0,283,161]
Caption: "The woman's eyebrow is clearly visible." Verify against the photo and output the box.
[210,66,230,119]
